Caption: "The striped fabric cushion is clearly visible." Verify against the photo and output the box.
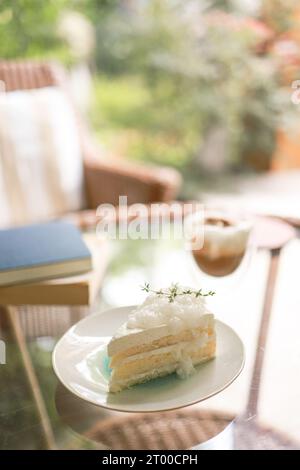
[0,86,84,228]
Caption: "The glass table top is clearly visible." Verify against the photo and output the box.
[1,233,300,450]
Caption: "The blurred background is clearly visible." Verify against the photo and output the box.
[2,0,300,202]
[2,1,300,450]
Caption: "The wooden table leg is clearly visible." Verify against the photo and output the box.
[246,248,281,417]
[2,305,57,450]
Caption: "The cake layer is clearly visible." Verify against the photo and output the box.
[107,313,214,357]
[109,336,216,384]
[109,324,214,367]
[109,345,215,393]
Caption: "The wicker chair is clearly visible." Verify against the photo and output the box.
[0,60,182,337]
[0,61,181,219]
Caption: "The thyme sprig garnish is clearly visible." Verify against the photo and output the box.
[141,283,215,303]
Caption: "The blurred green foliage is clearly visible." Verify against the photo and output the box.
[91,1,295,172]
[0,0,70,61]
[90,75,198,168]
[0,0,298,175]
[0,0,117,62]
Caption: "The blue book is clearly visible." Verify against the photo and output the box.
[0,221,92,286]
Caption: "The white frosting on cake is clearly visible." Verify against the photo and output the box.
[127,287,210,332]
[107,313,214,357]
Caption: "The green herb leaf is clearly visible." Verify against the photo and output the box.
[141,283,215,303]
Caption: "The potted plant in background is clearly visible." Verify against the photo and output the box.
[90,0,298,185]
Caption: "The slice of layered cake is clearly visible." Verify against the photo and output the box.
[107,284,216,392]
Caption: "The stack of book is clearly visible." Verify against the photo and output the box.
[0,221,108,305]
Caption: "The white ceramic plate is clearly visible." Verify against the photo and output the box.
[52,306,245,413]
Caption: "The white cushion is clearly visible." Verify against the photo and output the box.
[0,86,84,227]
